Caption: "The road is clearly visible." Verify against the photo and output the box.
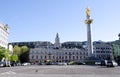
[0,65,120,77]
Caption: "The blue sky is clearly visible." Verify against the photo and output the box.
[0,0,120,43]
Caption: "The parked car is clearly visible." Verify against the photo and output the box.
[100,60,107,66]
[106,60,118,67]
[17,62,21,66]
[0,62,6,67]
[58,62,67,65]
[10,61,17,66]
[38,62,46,65]
[22,62,31,66]
[95,61,101,65]
[76,62,85,65]
[0,61,11,67]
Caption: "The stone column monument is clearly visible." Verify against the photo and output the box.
[85,7,93,57]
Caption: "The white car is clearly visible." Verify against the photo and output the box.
[58,62,67,65]
[112,61,118,67]
[22,62,31,66]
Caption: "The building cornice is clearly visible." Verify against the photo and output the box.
[0,23,9,34]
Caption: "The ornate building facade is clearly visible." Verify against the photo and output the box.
[29,48,87,63]
[29,33,88,63]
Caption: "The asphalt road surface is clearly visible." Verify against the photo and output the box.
[0,65,120,77]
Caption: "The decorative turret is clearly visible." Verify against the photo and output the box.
[54,33,61,48]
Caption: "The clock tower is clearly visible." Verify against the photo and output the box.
[54,33,61,48]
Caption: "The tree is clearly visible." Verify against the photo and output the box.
[19,46,29,63]
[13,45,29,63]
[0,46,9,61]
[13,45,21,55]
[21,46,28,54]
[10,54,19,62]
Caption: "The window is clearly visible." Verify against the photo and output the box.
[49,56,51,59]
[83,52,85,55]
[65,52,67,55]
[69,52,71,55]
[53,56,55,59]
[76,56,78,59]
[80,52,82,55]
[73,56,75,60]
[73,52,74,55]
[59,56,61,59]
[45,56,46,59]
[65,56,67,59]
[76,52,78,55]
[96,51,100,53]
[36,55,38,59]
[62,57,64,59]
[80,56,82,59]
[41,56,42,59]
[69,56,71,59]
[32,55,34,59]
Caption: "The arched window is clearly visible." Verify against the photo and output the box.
[73,56,75,60]
[69,52,71,55]
[76,52,78,55]
[36,55,38,59]
[65,56,67,59]
[65,52,67,55]
[41,56,42,59]
[59,56,61,59]
[80,52,82,55]
[76,56,78,59]
[73,52,74,55]
[45,56,47,59]
[69,56,71,59]
[32,55,34,59]
[53,56,55,59]
[49,55,51,59]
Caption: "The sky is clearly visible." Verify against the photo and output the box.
[0,0,120,43]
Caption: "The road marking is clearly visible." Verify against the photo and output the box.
[1,71,16,75]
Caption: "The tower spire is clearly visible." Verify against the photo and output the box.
[54,33,61,48]
[56,33,59,38]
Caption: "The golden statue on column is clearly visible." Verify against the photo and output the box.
[86,7,90,17]
[85,7,93,24]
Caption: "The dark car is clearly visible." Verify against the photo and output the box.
[100,60,106,66]
[106,60,118,67]
[10,61,17,66]
[0,62,6,67]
